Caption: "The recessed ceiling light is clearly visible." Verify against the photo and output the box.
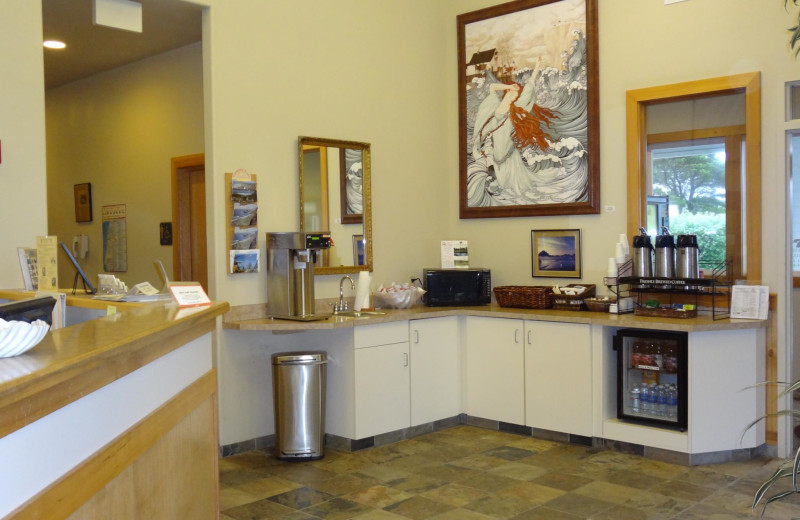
[43,40,66,49]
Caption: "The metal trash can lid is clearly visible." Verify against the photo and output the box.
[272,351,327,365]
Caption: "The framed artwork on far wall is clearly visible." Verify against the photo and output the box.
[74,183,92,223]
[531,229,581,278]
[457,0,600,219]
[340,148,364,224]
[352,234,366,266]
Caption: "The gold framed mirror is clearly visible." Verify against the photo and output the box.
[299,136,372,275]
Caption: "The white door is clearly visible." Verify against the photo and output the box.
[464,316,525,424]
[354,342,410,438]
[525,320,592,436]
[410,316,461,426]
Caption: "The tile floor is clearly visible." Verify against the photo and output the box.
[219,426,800,519]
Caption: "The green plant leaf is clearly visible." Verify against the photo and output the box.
[741,409,800,443]
[761,490,799,517]
[753,467,794,510]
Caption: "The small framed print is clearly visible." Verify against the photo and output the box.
[531,229,582,278]
[160,222,173,245]
[74,183,92,222]
[352,234,366,266]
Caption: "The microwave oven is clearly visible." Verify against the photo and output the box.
[422,268,491,307]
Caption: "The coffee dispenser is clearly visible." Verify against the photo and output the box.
[266,231,331,321]
[654,227,676,278]
[676,234,699,279]
[632,227,654,278]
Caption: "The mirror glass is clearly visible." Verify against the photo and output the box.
[299,136,372,275]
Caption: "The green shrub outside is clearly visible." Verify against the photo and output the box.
[667,212,726,266]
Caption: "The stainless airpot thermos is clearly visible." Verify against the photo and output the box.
[676,234,699,279]
[654,227,676,278]
[632,227,653,277]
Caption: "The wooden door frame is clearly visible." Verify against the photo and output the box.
[171,153,206,285]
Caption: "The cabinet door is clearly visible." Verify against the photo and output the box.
[464,316,525,424]
[525,320,592,436]
[354,342,410,438]
[410,316,460,426]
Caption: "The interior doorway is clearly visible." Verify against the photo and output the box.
[172,153,208,292]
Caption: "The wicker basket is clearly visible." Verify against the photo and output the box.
[584,297,614,313]
[552,284,596,311]
[634,307,698,319]
[493,286,554,309]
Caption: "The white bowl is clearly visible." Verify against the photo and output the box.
[0,319,49,358]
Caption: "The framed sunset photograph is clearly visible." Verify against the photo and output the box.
[531,228,581,278]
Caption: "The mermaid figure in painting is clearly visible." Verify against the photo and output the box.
[466,28,589,207]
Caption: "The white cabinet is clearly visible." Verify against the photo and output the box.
[524,320,592,436]
[464,316,525,424]
[409,316,460,426]
[354,322,410,438]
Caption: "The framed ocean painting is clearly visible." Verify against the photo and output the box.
[531,228,582,278]
[457,0,599,218]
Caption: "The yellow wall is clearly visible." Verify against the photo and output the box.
[3,0,799,449]
[0,1,47,288]
[46,43,204,288]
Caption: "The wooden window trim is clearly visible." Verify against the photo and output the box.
[626,73,761,287]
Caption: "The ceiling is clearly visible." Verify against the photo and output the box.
[42,0,202,90]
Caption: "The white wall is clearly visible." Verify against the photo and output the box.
[0,1,47,288]
[46,43,204,288]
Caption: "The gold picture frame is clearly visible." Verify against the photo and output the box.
[531,228,582,278]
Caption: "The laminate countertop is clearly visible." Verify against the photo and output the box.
[223,303,768,333]
[0,300,229,439]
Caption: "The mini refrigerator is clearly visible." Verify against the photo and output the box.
[614,328,688,430]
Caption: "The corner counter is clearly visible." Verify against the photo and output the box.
[0,299,229,519]
[220,302,767,466]
[223,302,767,332]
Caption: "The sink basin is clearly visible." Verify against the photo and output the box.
[333,310,386,318]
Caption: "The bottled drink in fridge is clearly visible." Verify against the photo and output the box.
[667,385,678,420]
[630,383,641,413]
[640,384,651,412]
[656,385,667,416]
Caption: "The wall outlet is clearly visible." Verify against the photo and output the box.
[604,205,616,213]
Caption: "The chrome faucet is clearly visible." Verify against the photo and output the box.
[334,276,355,313]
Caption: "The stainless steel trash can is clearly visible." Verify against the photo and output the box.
[271,351,327,461]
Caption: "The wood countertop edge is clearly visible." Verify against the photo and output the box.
[222,304,767,332]
[0,301,229,439]
[0,288,148,311]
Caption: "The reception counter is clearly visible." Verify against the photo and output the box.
[0,297,229,520]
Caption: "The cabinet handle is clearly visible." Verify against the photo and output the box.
[414,330,419,344]
[403,352,409,367]
[514,329,520,343]
[527,330,532,345]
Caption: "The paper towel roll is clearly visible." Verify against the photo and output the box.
[354,271,371,311]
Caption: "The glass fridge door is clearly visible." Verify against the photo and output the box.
[616,329,688,430]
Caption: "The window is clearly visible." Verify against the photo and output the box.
[626,73,760,283]
[645,131,745,276]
